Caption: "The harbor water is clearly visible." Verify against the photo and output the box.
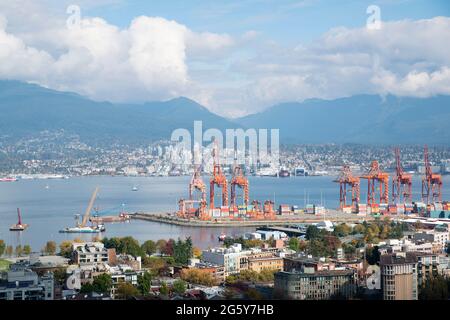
[0,175,449,250]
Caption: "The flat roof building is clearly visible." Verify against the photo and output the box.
[380,252,418,300]
[274,268,356,300]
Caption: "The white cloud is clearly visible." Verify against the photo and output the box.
[0,2,449,118]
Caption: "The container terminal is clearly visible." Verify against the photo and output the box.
[132,145,448,227]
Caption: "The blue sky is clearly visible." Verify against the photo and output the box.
[85,0,450,44]
[0,0,449,116]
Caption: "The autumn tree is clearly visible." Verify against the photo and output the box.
[116,282,139,300]
[0,240,5,256]
[59,240,73,258]
[43,241,57,255]
[5,245,13,257]
[15,245,23,257]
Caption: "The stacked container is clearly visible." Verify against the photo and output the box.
[314,206,326,215]
[357,203,367,215]
[279,204,292,215]
[306,204,315,214]
[404,203,413,214]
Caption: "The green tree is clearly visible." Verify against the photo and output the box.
[92,273,113,294]
[141,240,157,256]
[288,237,299,251]
[159,281,169,295]
[419,275,449,300]
[43,241,57,255]
[80,283,95,294]
[0,240,5,256]
[173,237,193,265]
[53,268,67,285]
[59,240,73,258]
[172,279,187,295]
[23,245,32,255]
[365,246,380,265]
[118,236,144,257]
[137,271,152,296]
[116,282,139,300]
[306,225,321,240]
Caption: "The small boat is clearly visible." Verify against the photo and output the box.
[278,169,290,177]
[10,208,28,231]
[218,233,227,241]
[132,186,138,191]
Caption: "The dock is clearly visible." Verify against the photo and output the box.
[131,212,375,228]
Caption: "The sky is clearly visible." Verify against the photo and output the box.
[0,0,449,117]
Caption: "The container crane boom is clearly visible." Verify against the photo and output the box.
[80,187,99,227]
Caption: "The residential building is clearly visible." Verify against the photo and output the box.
[408,252,439,286]
[202,244,250,277]
[108,264,142,299]
[0,263,54,300]
[72,242,116,265]
[380,252,418,300]
[274,267,356,300]
[248,255,284,273]
[283,256,336,272]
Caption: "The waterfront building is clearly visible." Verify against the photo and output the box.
[274,267,356,300]
[380,252,418,300]
[0,263,54,300]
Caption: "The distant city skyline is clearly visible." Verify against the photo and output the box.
[0,0,449,116]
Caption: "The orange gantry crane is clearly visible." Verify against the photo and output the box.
[210,141,228,209]
[263,200,276,219]
[230,155,249,213]
[422,145,442,204]
[361,160,389,206]
[334,165,360,209]
[190,165,208,220]
[392,148,412,204]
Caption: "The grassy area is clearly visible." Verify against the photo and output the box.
[0,259,11,271]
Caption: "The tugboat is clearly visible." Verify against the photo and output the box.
[10,208,28,231]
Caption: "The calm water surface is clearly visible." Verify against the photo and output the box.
[0,175,449,250]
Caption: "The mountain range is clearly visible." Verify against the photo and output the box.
[0,80,449,145]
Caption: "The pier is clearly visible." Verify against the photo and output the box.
[131,212,375,228]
